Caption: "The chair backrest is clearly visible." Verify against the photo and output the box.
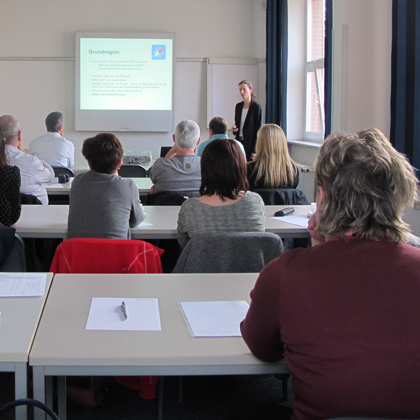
[50,238,163,274]
[118,164,147,178]
[20,193,42,204]
[145,190,200,206]
[173,232,284,273]
[252,188,309,205]
[52,166,75,177]
[160,146,172,158]
[0,233,26,272]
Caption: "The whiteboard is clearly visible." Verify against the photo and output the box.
[207,58,258,129]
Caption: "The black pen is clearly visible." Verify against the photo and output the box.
[121,301,128,320]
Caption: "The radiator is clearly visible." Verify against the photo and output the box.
[296,164,316,203]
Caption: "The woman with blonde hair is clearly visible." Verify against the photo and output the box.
[247,124,299,189]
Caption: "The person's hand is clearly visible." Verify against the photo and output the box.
[164,144,178,159]
[150,185,156,194]
[232,124,238,134]
[308,212,325,247]
[17,143,30,155]
[250,153,257,160]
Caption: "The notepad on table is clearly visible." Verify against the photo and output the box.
[271,215,309,227]
[86,297,161,331]
[179,301,250,337]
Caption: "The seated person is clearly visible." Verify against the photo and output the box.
[68,133,144,239]
[241,128,420,419]
[197,116,246,158]
[177,139,265,249]
[0,127,20,226]
[28,111,75,168]
[0,114,54,205]
[247,124,299,190]
[149,120,201,194]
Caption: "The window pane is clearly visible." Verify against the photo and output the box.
[306,71,322,133]
[308,0,326,62]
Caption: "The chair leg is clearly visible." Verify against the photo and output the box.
[178,376,183,403]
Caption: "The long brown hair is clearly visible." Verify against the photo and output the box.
[200,139,248,200]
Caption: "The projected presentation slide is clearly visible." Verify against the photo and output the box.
[80,37,173,111]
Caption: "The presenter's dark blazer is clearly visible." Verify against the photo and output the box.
[234,99,263,161]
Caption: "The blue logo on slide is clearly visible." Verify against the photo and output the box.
[152,45,166,60]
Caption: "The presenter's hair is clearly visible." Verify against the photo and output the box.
[0,115,21,145]
[209,117,228,135]
[82,133,123,174]
[200,138,248,200]
[45,112,64,133]
[315,128,418,242]
[252,124,297,188]
[175,120,200,150]
[238,79,256,99]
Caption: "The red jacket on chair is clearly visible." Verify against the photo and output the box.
[50,238,164,274]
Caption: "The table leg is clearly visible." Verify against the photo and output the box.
[57,376,67,420]
[33,366,46,420]
[45,376,53,408]
[14,362,27,420]
[157,377,163,420]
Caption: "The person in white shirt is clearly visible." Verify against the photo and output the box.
[28,111,75,168]
[0,115,54,205]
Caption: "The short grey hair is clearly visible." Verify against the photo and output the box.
[175,120,200,150]
[0,115,21,144]
[315,128,418,243]
[45,111,64,132]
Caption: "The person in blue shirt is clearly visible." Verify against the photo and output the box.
[197,117,246,159]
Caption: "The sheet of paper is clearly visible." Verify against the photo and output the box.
[137,221,153,227]
[47,183,64,188]
[179,301,250,337]
[271,215,309,227]
[86,297,161,331]
[0,273,47,297]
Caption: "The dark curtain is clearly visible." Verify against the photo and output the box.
[324,0,333,138]
[391,0,420,172]
[266,0,288,134]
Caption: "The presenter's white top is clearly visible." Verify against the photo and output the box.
[5,144,54,205]
[239,108,248,138]
[28,132,75,168]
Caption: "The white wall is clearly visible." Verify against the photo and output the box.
[331,0,392,136]
[0,0,266,168]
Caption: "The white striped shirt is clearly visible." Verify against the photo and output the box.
[5,144,54,205]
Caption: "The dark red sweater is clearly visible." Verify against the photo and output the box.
[241,238,420,420]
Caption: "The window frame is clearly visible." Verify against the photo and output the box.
[304,0,325,143]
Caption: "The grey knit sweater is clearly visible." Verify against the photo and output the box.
[68,171,144,239]
[177,191,265,249]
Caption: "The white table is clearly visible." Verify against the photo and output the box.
[14,204,311,239]
[45,177,153,195]
[29,273,289,420]
[0,273,53,419]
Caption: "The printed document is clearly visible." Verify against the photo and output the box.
[0,273,47,297]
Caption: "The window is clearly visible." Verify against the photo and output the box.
[305,0,326,141]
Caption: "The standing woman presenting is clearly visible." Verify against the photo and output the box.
[232,80,263,161]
